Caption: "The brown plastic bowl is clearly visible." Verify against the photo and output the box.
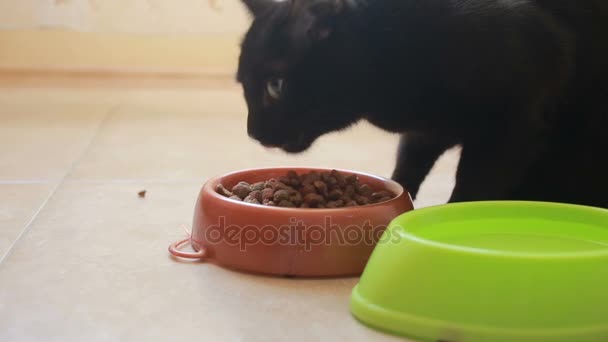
[169,167,414,277]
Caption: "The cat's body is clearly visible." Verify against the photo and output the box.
[237,0,608,208]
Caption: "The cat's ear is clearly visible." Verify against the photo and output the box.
[306,0,347,41]
[309,0,345,17]
[241,0,272,16]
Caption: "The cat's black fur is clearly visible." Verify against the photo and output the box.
[237,0,608,208]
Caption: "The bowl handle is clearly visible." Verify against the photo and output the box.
[168,238,207,259]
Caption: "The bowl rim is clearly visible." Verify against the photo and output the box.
[391,201,608,260]
[350,283,608,341]
[203,166,411,213]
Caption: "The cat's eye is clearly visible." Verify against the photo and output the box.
[266,78,284,100]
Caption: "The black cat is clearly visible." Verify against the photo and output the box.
[236,0,608,208]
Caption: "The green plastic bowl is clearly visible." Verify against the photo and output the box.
[350,201,608,342]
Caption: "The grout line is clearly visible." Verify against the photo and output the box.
[0,104,120,265]
[0,181,62,264]
[60,103,122,181]
[62,179,208,184]
[0,180,53,185]
[0,179,208,185]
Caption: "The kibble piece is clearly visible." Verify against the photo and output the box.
[232,182,252,199]
[303,193,325,207]
[251,182,266,191]
[301,183,317,196]
[290,191,303,206]
[321,171,331,182]
[313,180,328,197]
[328,189,343,200]
[345,200,357,207]
[216,184,233,197]
[357,183,373,196]
[326,199,345,208]
[372,191,392,200]
[355,195,371,205]
[229,195,243,201]
[273,189,291,202]
[287,170,298,179]
[331,169,346,186]
[327,176,338,187]
[278,200,296,208]
[272,182,291,191]
[345,174,358,184]
[339,194,352,203]
[244,197,261,204]
[288,177,301,188]
[344,184,356,198]
[263,199,276,206]
[262,188,274,201]
[278,176,291,185]
[328,183,341,191]
[244,190,262,203]
[306,171,321,183]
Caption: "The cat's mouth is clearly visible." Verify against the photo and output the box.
[260,135,315,153]
[280,140,314,153]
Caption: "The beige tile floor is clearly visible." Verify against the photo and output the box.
[0,84,459,341]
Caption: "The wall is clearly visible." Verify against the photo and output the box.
[0,0,250,34]
[0,0,252,74]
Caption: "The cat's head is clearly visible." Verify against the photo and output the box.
[237,0,364,153]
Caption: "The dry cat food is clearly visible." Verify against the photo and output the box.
[215,170,396,208]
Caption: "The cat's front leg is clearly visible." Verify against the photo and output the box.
[392,133,458,200]
[449,126,544,202]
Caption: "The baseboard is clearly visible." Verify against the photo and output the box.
[0,67,239,88]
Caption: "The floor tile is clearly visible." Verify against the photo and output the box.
[0,183,55,259]
[68,97,404,181]
[0,99,111,180]
[0,182,405,342]
[0,88,126,108]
